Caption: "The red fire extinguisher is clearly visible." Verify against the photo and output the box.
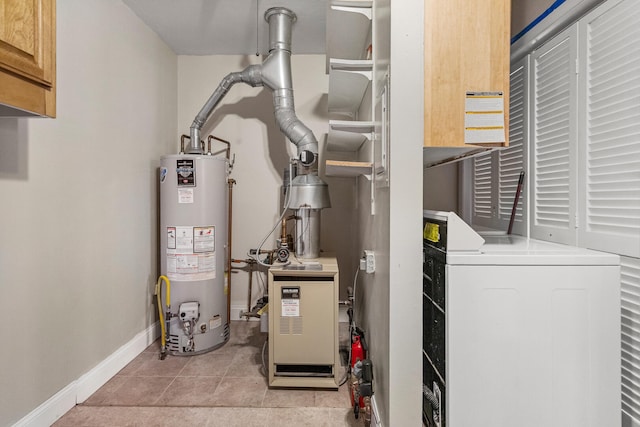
[350,332,366,411]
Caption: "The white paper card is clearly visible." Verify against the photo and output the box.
[464,92,506,144]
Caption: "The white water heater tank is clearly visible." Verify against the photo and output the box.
[159,154,229,354]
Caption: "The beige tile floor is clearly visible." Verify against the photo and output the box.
[54,321,361,426]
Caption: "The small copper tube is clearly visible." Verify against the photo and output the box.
[180,134,190,153]
[246,261,253,317]
[226,178,236,324]
[281,218,287,242]
[207,135,232,160]
[281,215,296,247]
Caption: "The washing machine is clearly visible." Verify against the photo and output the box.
[423,210,621,427]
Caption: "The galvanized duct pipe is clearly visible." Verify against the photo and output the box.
[262,8,318,160]
[187,7,318,165]
[187,7,329,260]
[189,66,262,154]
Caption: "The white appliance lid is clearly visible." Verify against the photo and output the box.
[447,235,620,266]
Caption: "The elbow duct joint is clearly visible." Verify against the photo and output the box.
[187,7,319,162]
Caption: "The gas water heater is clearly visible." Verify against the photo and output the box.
[159,154,229,354]
[157,6,332,359]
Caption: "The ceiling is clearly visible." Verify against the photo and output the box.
[122,0,328,55]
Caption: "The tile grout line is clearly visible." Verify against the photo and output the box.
[154,374,179,405]
[260,381,269,407]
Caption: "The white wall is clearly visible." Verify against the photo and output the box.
[423,163,459,212]
[177,54,356,317]
[356,0,423,425]
[0,1,177,425]
[512,0,557,35]
[387,1,424,424]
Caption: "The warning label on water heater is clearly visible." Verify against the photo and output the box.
[166,225,216,281]
[176,159,196,187]
[193,226,215,253]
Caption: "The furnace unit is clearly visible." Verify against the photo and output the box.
[268,256,340,389]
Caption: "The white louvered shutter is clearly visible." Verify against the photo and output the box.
[497,57,529,234]
[530,25,578,244]
[576,1,640,426]
[621,256,640,425]
[472,152,495,226]
[578,0,640,258]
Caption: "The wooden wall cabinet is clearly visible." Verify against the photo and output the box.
[0,0,56,117]
[423,0,510,164]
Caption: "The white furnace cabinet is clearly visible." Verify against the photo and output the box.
[268,256,340,389]
[439,236,621,426]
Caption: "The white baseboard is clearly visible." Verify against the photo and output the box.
[76,322,160,402]
[12,381,77,427]
[371,394,383,427]
[13,322,159,427]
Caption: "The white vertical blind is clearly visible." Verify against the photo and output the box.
[498,58,528,233]
[473,152,494,222]
[531,26,578,244]
[621,256,640,425]
[575,2,640,425]
[578,0,640,258]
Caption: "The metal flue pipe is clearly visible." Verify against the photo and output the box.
[187,7,318,165]
[189,67,261,153]
[187,7,330,260]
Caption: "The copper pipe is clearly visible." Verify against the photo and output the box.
[281,218,287,242]
[246,261,254,319]
[208,135,232,160]
[229,258,258,321]
[180,134,190,153]
[280,215,296,247]
[226,178,236,324]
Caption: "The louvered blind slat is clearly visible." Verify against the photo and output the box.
[622,371,640,407]
[499,63,526,221]
[473,153,494,219]
[576,5,640,423]
[622,256,640,423]
[533,34,573,232]
[582,0,640,257]
[624,343,640,372]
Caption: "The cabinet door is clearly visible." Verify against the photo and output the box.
[0,0,54,87]
[424,0,510,148]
